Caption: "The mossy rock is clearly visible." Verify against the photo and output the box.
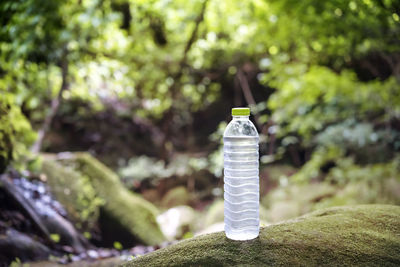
[161,186,191,209]
[43,153,165,246]
[123,205,400,266]
[42,159,102,230]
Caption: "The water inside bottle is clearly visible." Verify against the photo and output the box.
[223,136,259,240]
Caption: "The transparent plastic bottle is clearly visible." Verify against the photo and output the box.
[223,107,259,240]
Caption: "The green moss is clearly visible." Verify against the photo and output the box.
[123,205,400,266]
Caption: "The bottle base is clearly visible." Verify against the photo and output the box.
[225,231,259,241]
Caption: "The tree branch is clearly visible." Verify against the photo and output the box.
[181,0,209,65]
[159,0,209,161]
[31,51,69,153]
[236,68,262,129]
[237,68,279,156]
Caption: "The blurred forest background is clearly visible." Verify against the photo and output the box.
[0,0,400,265]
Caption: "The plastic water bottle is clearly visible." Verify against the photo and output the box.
[224,107,259,240]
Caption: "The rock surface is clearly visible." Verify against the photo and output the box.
[122,205,400,266]
[0,228,52,263]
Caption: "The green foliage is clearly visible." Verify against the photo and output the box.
[119,154,208,182]
[0,0,121,120]
[182,231,194,240]
[327,155,400,184]
[9,258,29,267]
[266,66,400,145]
[50,233,61,243]
[251,0,400,184]
[113,241,123,250]
[1,0,399,210]
[0,0,223,123]
[264,68,398,178]
[1,0,399,118]
[292,147,400,184]
[0,92,37,172]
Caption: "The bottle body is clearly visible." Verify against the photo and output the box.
[223,115,259,240]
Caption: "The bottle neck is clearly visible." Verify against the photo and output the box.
[232,115,249,120]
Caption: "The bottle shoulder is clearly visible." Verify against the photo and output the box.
[223,119,259,137]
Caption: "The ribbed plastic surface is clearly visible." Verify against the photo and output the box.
[223,135,259,240]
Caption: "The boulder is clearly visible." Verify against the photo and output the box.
[157,206,197,241]
[42,160,102,231]
[160,186,191,209]
[42,153,165,246]
[123,205,400,266]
